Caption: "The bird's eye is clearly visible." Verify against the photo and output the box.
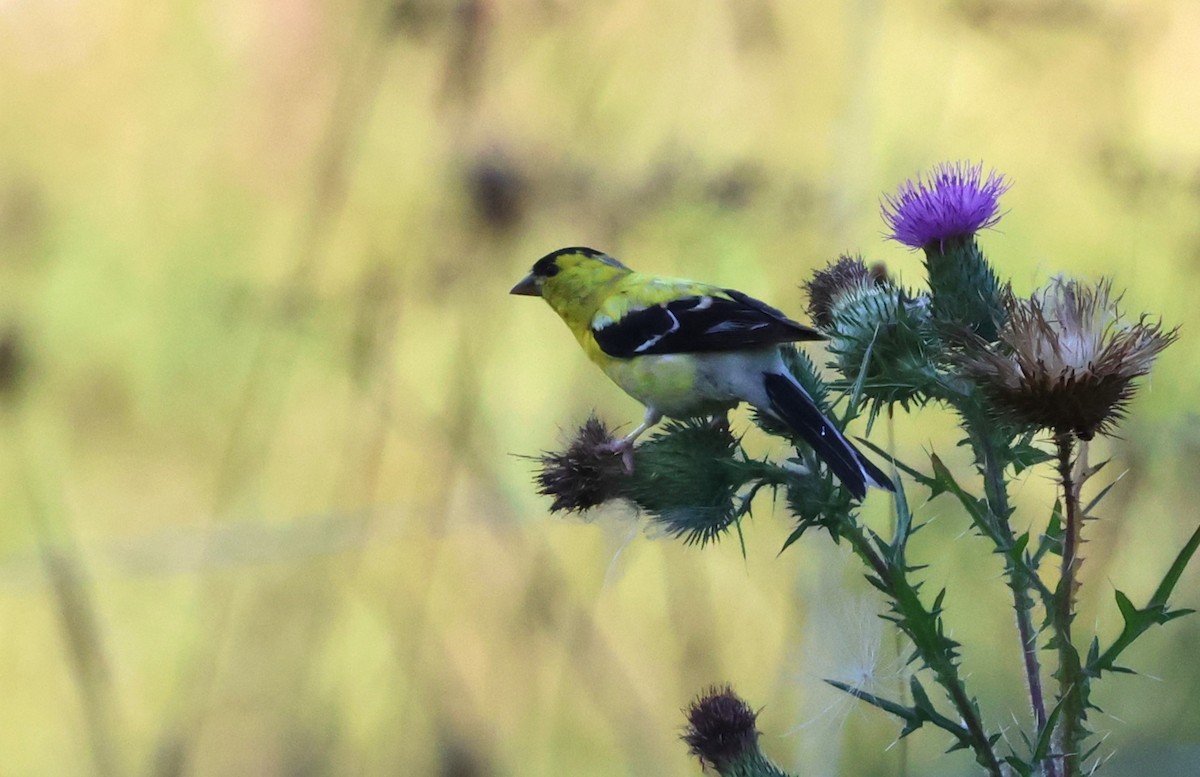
[532,256,560,277]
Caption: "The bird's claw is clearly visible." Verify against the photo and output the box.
[600,439,636,475]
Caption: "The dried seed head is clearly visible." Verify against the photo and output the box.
[963,277,1177,439]
[535,415,626,512]
[681,685,760,769]
[0,324,27,405]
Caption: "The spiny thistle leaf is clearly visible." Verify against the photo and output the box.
[854,437,930,484]
[1033,500,1065,567]
[927,454,1001,542]
[825,680,924,736]
[1089,525,1200,677]
[1008,434,1055,474]
[783,458,855,544]
[1033,698,1066,764]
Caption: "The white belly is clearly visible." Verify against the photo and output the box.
[601,348,783,418]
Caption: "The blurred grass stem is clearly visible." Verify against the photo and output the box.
[153,1,402,771]
[11,418,123,777]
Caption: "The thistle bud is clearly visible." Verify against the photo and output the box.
[627,420,745,546]
[535,417,749,545]
[682,686,793,777]
[819,271,938,409]
[804,254,880,329]
[0,324,27,406]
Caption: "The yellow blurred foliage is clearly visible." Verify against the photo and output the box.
[0,1,1198,775]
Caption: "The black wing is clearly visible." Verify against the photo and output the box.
[593,289,824,358]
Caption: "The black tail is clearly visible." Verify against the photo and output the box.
[761,372,894,500]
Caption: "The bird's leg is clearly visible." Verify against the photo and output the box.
[603,407,663,474]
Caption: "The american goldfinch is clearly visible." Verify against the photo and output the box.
[511,247,893,499]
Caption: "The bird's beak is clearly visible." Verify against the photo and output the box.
[509,273,540,297]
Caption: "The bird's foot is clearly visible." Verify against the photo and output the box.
[600,438,636,475]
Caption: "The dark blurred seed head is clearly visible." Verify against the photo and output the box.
[730,0,782,53]
[536,415,625,512]
[466,153,527,233]
[707,163,763,210]
[438,732,487,777]
[387,0,441,38]
[439,0,488,108]
[956,0,1100,31]
[962,277,1177,440]
[349,265,400,384]
[804,254,885,328]
[0,324,27,404]
[0,178,46,263]
[681,685,760,769]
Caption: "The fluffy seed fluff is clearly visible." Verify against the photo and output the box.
[962,277,1176,439]
[882,161,1011,249]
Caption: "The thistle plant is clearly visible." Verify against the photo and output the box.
[681,686,796,777]
[529,161,1194,777]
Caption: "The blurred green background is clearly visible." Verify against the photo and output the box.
[1,1,1198,775]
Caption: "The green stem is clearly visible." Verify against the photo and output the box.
[960,407,1057,777]
[977,431,1057,777]
[843,526,1003,777]
[1054,432,1085,777]
[887,409,910,777]
[718,751,794,777]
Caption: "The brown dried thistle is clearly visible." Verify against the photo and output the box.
[962,277,1176,440]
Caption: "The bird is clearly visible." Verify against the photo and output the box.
[510,246,893,500]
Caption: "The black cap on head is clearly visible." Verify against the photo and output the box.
[532,246,604,277]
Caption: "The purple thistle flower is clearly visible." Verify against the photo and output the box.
[882,161,1011,249]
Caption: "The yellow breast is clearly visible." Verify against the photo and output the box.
[587,347,742,419]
